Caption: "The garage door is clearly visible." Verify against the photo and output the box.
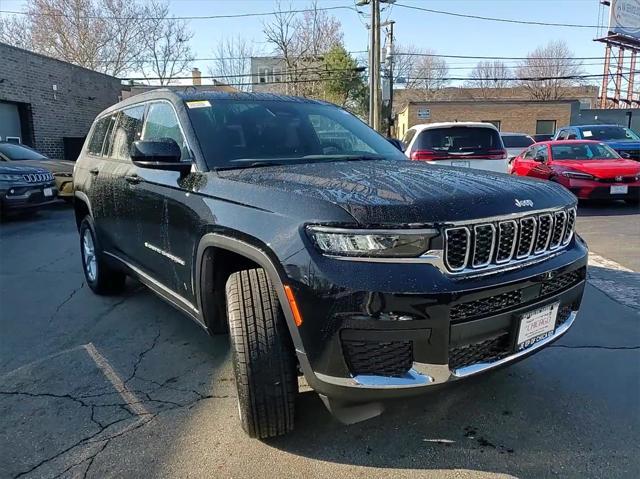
[0,102,22,143]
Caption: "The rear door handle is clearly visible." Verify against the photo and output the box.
[89,168,99,176]
[124,174,141,185]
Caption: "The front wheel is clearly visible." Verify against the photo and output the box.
[225,268,297,438]
[79,216,126,294]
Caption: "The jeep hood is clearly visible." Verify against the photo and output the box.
[218,160,576,224]
[0,164,49,175]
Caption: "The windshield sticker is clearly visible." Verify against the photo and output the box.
[583,131,592,137]
[186,100,211,109]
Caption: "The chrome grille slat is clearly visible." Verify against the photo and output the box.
[471,224,496,268]
[444,227,470,272]
[550,211,567,249]
[516,217,537,259]
[443,207,577,274]
[534,214,553,254]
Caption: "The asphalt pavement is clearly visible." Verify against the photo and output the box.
[0,203,638,479]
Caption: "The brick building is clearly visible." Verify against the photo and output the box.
[0,43,122,160]
[395,100,581,139]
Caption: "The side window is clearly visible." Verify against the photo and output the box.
[402,128,417,148]
[556,129,567,140]
[87,117,110,155]
[142,102,189,160]
[110,105,145,161]
[522,147,534,160]
[536,145,548,161]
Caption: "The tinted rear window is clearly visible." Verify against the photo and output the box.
[502,135,534,148]
[415,127,503,155]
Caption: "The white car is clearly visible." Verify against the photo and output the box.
[401,122,509,173]
[501,132,535,160]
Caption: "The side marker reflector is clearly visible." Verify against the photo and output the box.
[284,285,303,327]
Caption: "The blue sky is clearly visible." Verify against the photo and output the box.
[1,0,611,80]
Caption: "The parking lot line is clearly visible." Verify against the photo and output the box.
[83,343,149,416]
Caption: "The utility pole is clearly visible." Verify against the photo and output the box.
[358,0,394,130]
[386,21,395,137]
[371,0,381,131]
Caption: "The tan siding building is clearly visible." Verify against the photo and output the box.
[396,100,580,139]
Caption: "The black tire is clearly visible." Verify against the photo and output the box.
[79,216,126,295]
[225,268,297,438]
[624,198,639,206]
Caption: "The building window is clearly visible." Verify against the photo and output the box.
[536,120,557,135]
[483,120,501,131]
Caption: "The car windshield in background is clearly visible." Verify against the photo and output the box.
[551,142,620,160]
[415,126,503,156]
[0,143,48,161]
[186,99,406,169]
[502,135,534,148]
[578,126,640,141]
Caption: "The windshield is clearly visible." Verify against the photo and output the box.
[0,143,48,161]
[578,126,640,141]
[502,135,534,148]
[414,126,503,156]
[551,142,620,160]
[186,99,406,169]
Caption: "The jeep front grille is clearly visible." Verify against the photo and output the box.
[443,207,576,273]
[22,172,54,183]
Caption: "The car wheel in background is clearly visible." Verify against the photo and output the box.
[225,268,297,438]
[79,216,126,294]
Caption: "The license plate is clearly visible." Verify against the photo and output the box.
[516,302,559,351]
[43,187,53,197]
[610,185,628,194]
[451,160,471,168]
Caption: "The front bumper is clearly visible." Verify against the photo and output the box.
[291,240,588,402]
[562,178,640,200]
[1,183,59,210]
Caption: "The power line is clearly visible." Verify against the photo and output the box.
[394,2,601,28]
[0,4,355,20]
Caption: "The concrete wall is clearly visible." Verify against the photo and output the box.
[0,43,122,159]
[396,100,580,138]
[571,108,640,131]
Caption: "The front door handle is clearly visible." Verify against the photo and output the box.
[89,168,99,176]
[124,174,141,185]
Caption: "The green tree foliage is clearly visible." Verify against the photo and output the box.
[321,45,367,116]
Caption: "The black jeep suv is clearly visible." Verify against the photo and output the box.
[74,91,587,438]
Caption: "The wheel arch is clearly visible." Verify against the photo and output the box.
[73,191,92,231]
[195,233,307,355]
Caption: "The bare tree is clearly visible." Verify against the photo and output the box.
[0,0,146,76]
[465,60,513,98]
[392,45,450,99]
[208,36,256,92]
[262,0,343,96]
[516,40,584,100]
[138,1,194,85]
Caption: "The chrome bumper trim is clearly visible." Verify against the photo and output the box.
[314,311,577,390]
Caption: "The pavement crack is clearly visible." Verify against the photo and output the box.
[0,390,89,408]
[50,282,84,322]
[124,330,161,385]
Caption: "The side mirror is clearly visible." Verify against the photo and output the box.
[620,151,631,159]
[534,155,545,163]
[387,138,405,152]
[130,139,191,174]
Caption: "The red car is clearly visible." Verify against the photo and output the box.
[511,140,640,203]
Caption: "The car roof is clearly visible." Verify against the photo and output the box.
[536,139,603,146]
[568,124,623,129]
[99,89,333,117]
[409,122,499,132]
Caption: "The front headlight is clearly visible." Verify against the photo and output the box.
[307,226,435,258]
[0,174,26,182]
[562,171,594,180]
